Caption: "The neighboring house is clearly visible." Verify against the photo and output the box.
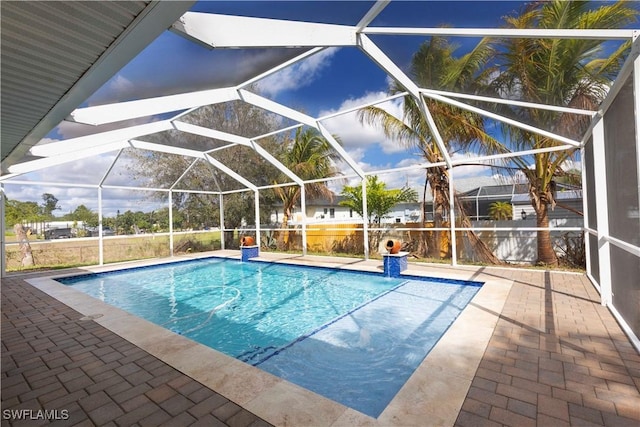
[269,180,583,226]
[456,182,583,221]
[271,195,422,226]
[511,189,583,221]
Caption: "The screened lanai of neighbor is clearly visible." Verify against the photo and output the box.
[1,0,639,356]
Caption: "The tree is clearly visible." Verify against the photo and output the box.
[339,176,418,224]
[488,201,513,221]
[69,205,99,227]
[486,0,637,265]
[359,36,503,263]
[340,176,418,251]
[274,127,342,249]
[127,92,285,248]
[41,193,60,218]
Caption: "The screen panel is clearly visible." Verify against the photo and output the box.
[604,73,639,246]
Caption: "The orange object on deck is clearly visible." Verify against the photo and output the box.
[241,236,255,246]
[386,240,401,254]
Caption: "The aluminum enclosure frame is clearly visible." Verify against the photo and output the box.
[1,2,639,349]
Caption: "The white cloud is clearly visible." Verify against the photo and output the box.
[105,75,136,100]
[319,91,406,155]
[256,48,340,97]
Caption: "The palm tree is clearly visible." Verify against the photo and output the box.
[487,0,637,265]
[489,201,513,221]
[359,36,503,264]
[275,127,342,249]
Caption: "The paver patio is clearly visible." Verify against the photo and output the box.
[2,254,639,426]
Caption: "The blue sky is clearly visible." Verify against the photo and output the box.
[6,1,623,215]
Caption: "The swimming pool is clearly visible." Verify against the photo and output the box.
[58,257,482,417]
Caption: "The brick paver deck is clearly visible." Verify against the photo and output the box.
[2,264,639,426]
[1,274,272,427]
[453,269,640,427]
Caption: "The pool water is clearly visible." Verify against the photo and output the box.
[59,257,481,417]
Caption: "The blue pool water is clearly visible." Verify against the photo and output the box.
[58,257,481,417]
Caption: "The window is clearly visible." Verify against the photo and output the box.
[330,208,335,218]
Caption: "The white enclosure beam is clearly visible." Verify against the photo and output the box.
[358,34,421,95]
[317,122,366,178]
[173,121,304,185]
[219,195,225,250]
[30,121,173,157]
[170,159,201,191]
[238,47,326,89]
[69,87,240,125]
[238,90,317,127]
[416,96,454,167]
[357,0,391,30]
[254,190,261,250]
[128,139,203,158]
[361,176,370,259]
[301,184,307,256]
[9,141,127,175]
[168,191,174,257]
[98,149,124,187]
[448,171,457,265]
[591,119,612,306]
[203,153,257,191]
[358,34,453,167]
[420,88,597,116]
[172,121,247,145]
[253,123,304,142]
[421,91,583,147]
[98,187,104,265]
[363,27,635,40]
[171,12,357,48]
[317,91,408,122]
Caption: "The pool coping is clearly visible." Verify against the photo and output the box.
[26,251,514,427]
